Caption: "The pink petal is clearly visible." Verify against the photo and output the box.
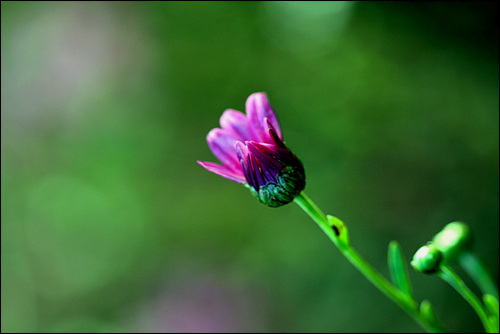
[264,118,286,148]
[197,161,246,184]
[246,92,282,143]
[207,128,241,172]
[235,141,249,162]
[219,109,251,141]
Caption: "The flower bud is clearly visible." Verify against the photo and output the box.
[198,92,306,207]
[411,244,443,274]
[432,221,473,262]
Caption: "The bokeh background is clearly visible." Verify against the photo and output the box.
[1,1,498,333]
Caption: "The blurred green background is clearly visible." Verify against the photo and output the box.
[1,1,498,333]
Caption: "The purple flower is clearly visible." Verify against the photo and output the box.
[198,92,305,207]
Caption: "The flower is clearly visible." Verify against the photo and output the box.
[198,92,305,207]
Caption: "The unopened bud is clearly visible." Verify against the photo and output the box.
[411,244,443,274]
[432,221,473,262]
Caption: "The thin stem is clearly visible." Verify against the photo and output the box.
[293,192,444,333]
[439,263,496,333]
[459,251,499,300]
[293,191,333,241]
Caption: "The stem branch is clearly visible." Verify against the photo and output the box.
[439,264,496,333]
[294,192,444,333]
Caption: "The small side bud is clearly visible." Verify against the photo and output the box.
[327,215,350,250]
[432,221,473,262]
[411,244,443,274]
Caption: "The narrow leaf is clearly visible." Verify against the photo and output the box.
[420,300,446,333]
[388,241,413,298]
[483,294,499,333]
[483,294,499,316]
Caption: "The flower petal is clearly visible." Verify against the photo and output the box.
[197,161,246,184]
[238,141,284,190]
[207,128,241,172]
[235,141,249,162]
[219,109,251,141]
[246,92,282,143]
[264,118,286,148]
[246,142,282,183]
[251,141,299,167]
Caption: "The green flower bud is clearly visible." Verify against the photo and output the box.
[432,221,473,262]
[411,244,443,274]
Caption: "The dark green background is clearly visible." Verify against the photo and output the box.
[2,1,498,332]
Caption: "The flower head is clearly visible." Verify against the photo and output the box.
[198,92,305,207]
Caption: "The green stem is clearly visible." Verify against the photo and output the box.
[293,192,444,333]
[459,251,499,300]
[438,263,496,333]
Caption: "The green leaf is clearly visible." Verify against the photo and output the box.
[483,294,500,316]
[388,241,413,298]
[483,294,499,333]
[420,300,446,333]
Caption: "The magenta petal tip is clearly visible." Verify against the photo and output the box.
[197,160,246,184]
